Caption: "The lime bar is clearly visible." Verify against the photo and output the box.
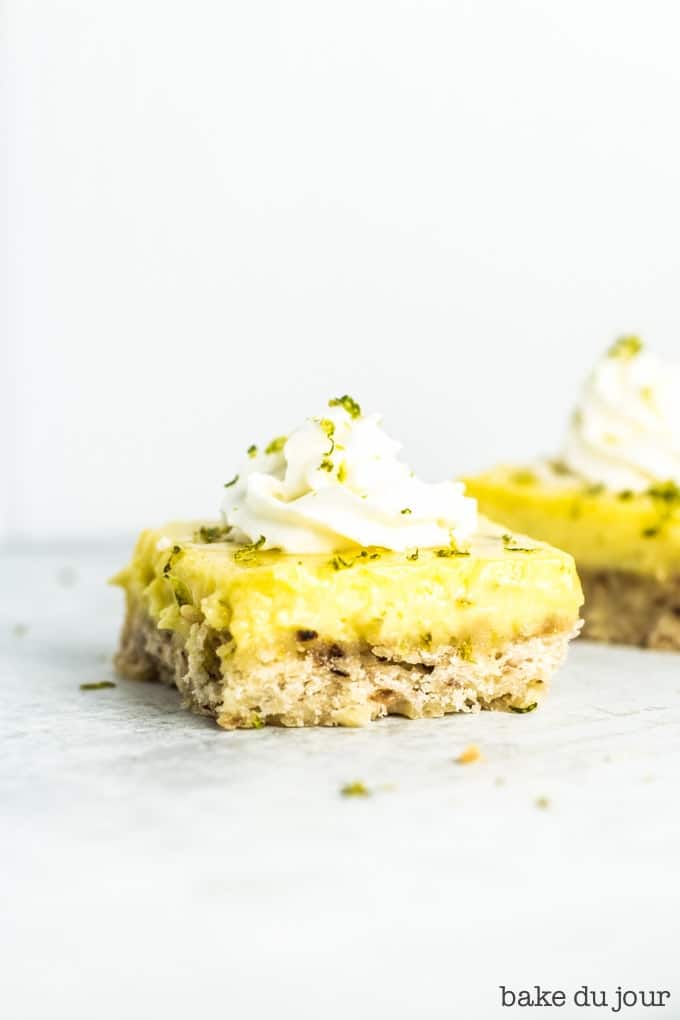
[466,467,680,648]
[113,519,582,728]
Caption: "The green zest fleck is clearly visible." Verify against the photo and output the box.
[234,535,266,562]
[330,554,354,570]
[328,395,362,419]
[249,714,265,729]
[421,632,432,647]
[193,525,231,543]
[548,459,571,477]
[608,335,643,360]
[224,474,239,488]
[511,469,537,485]
[640,481,680,538]
[584,483,605,497]
[510,702,538,714]
[400,508,412,515]
[162,545,191,606]
[502,533,536,553]
[247,444,258,458]
[162,545,184,576]
[265,435,287,455]
[337,461,348,483]
[80,681,116,691]
[648,481,680,504]
[456,638,474,662]
[618,490,634,501]
[315,417,336,457]
[341,781,370,797]
[319,458,334,472]
[435,546,470,558]
[169,578,192,607]
[406,549,419,561]
[330,549,380,569]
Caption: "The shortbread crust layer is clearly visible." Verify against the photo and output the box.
[115,602,580,728]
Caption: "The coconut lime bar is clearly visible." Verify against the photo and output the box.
[114,396,582,727]
[113,520,582,728]
[466,338,680,649]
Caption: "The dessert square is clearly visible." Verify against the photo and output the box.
[114,396,582,727]
[466,468,680,649]
[466,338,680,649]
[114,522,581,728]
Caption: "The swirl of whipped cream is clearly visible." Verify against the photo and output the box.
[562,338,680,491]
[221,398,477,553]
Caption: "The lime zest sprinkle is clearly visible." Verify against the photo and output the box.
[435,546,470,557]
[608,335,643,359]
[330,554,354,570]
[246,444,258,458]
[502,533,536,553]
[265,435,287,455]
[328,395,361,419]
[194,525,231,544]
[224,474,239,488]
[511,469,537,485]
[234,535,266,562]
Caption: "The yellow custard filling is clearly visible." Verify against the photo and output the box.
[113,518,583,673]
[465,468,680,580]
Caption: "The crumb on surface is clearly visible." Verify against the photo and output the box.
[80,681,117,691]
[341,781,370,797]
[494,776,506,786]
[12,623,28,638]
[457,744,482,765]
[535,796,550,810]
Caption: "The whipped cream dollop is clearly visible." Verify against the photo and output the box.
[221,397,478,553]
[562,337,680,491]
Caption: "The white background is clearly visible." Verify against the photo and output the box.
[5,0,680,541]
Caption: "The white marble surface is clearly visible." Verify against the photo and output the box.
[1,543,679,1020]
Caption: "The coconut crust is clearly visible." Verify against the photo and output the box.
[580,568,680,649]
[115,603,580,729]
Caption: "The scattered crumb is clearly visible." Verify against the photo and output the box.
[535,796,551,810]
[494,776,506,786]
[642,775,655,784]
[80,681,116,691]
[341,781,370,797]
[12,623,28,638]
[56,566,78,588]
[456,744,482,765]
